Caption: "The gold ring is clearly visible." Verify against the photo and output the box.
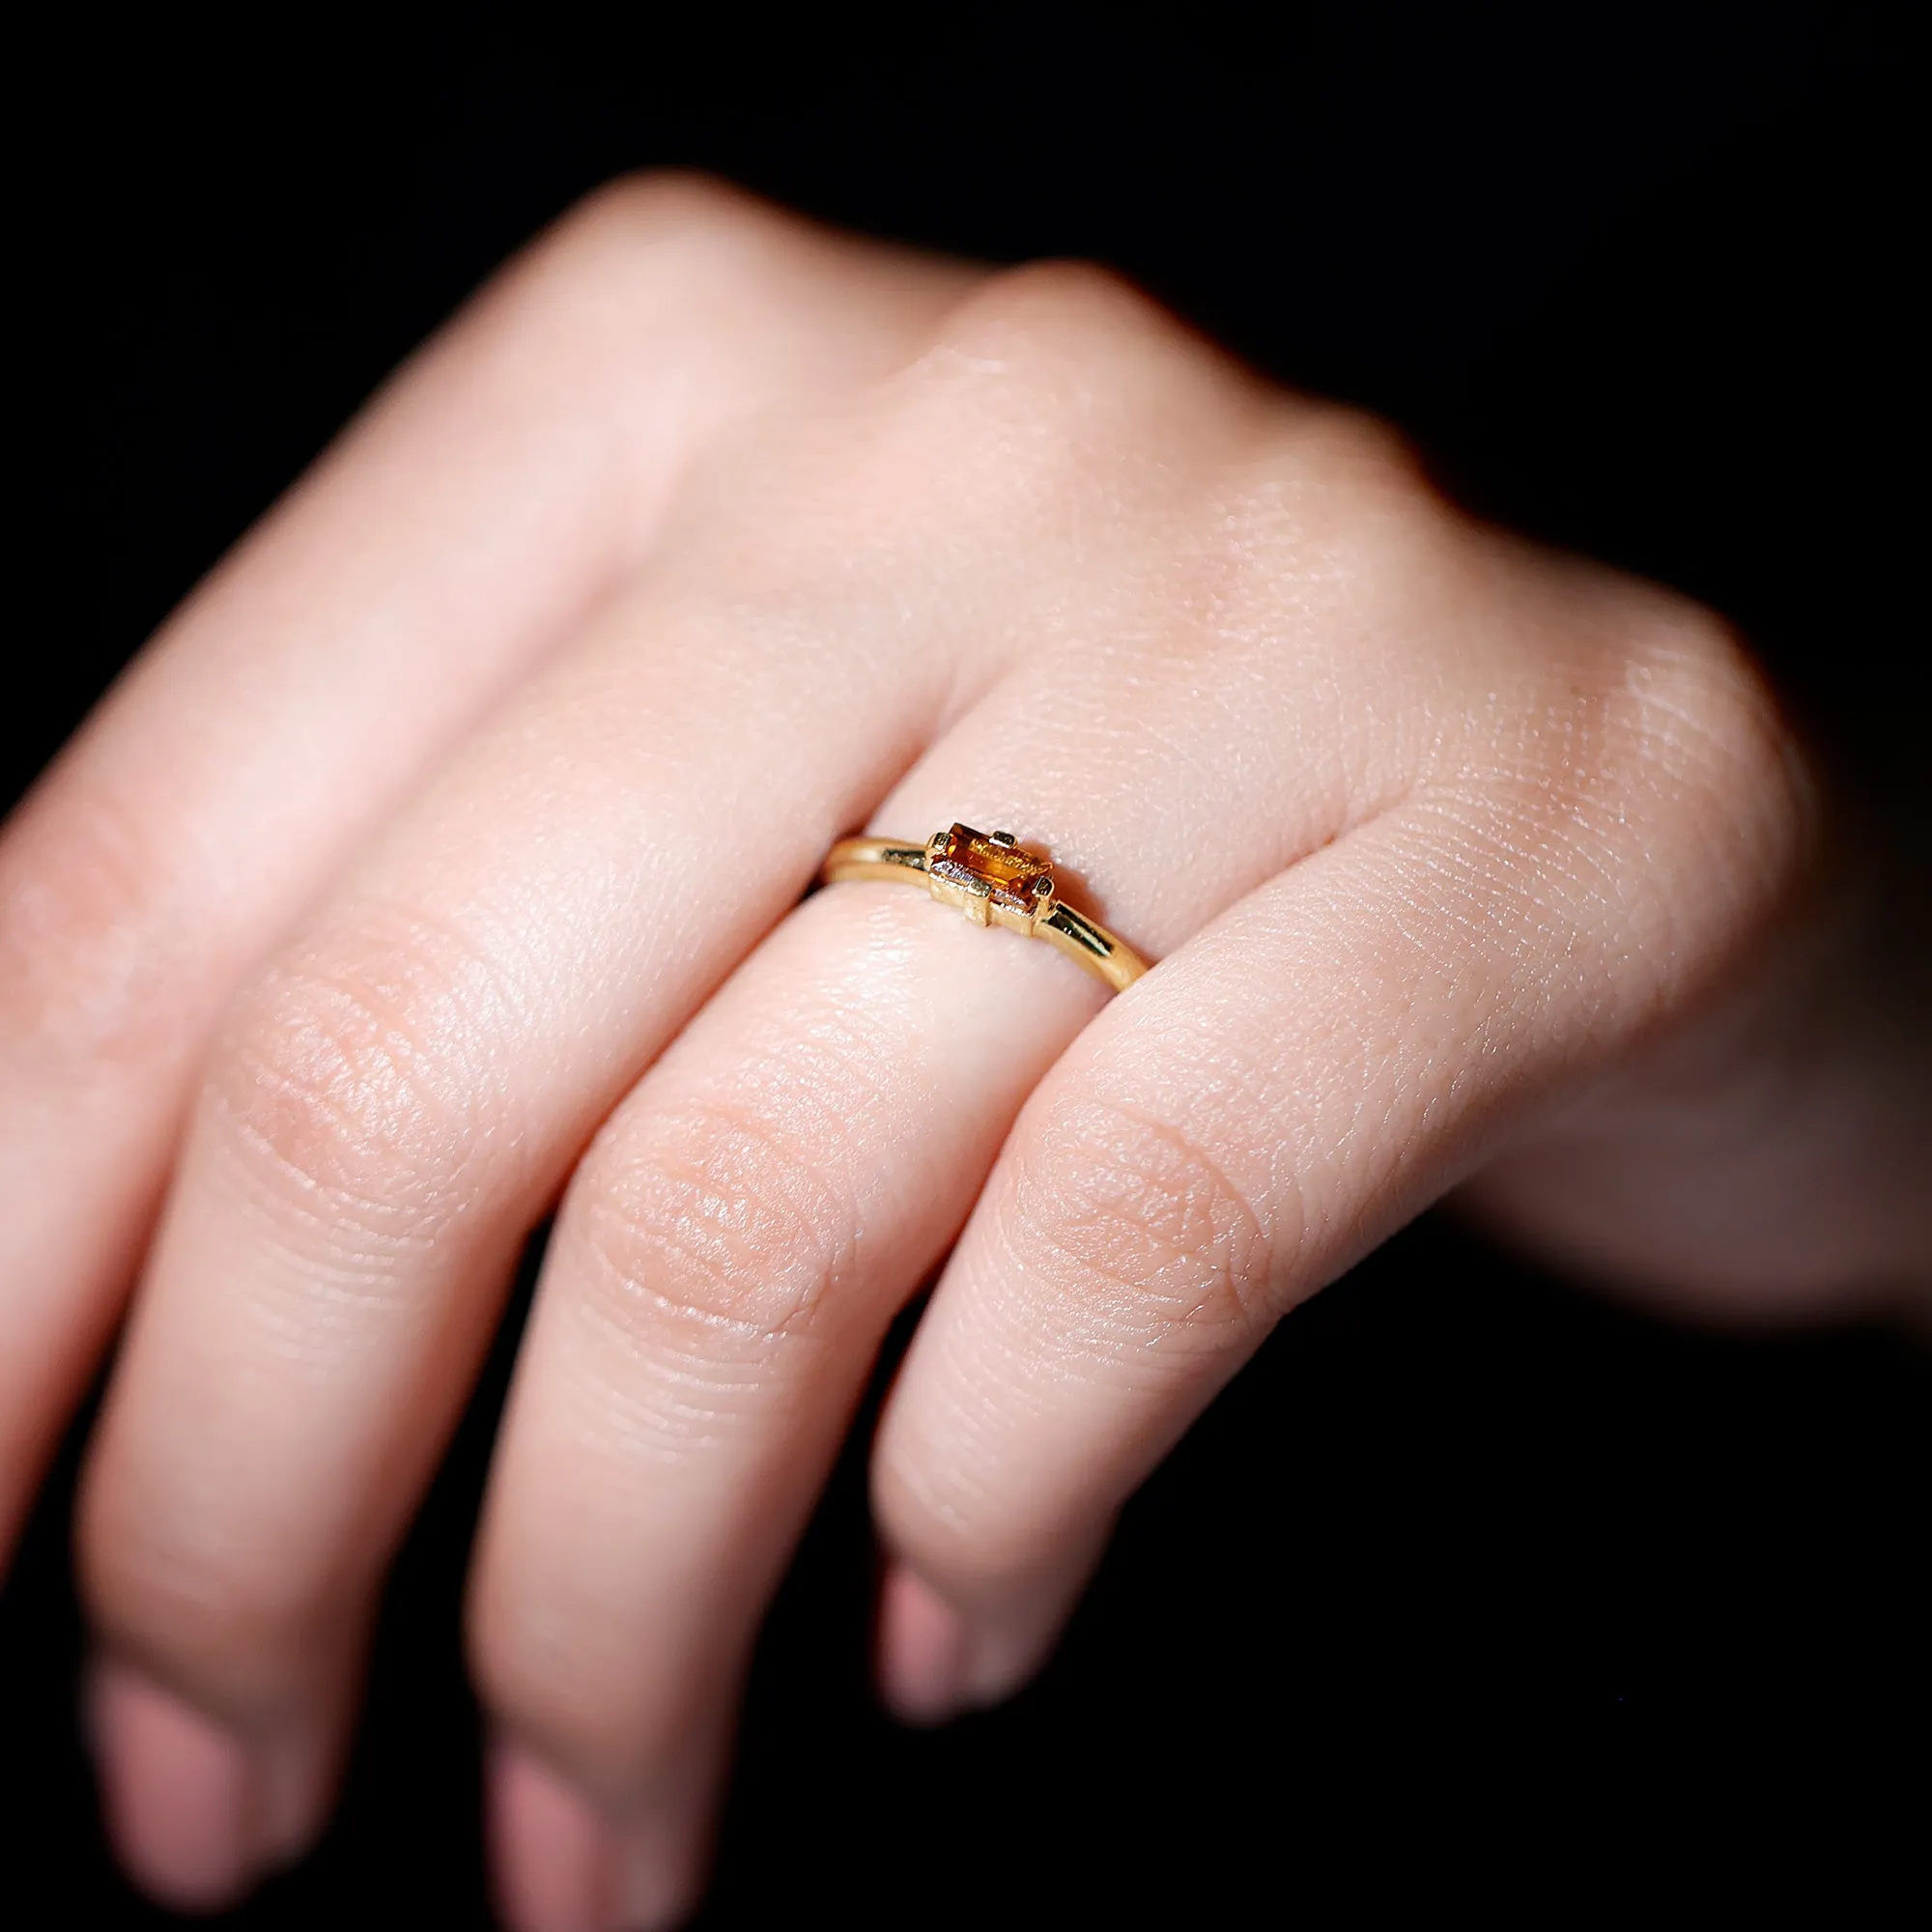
[819,823,1151,994]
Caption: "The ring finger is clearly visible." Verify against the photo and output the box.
[469,563,1391,1926]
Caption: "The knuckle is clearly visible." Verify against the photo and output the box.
[535,169,799,295]
[574,1097,858,1353]
[1435,585,1819,1022]
[520,168,926,370]
[204,906,517,1242]
[870,1445,1048,1594]
[1007,1097,1274,1344]
[485,172,959,541]
[1615,606,1816,896]
[918,267,1450,620]
[929,264,1424,473]
[950,257,1169,351]
[1245,403,1448,597]
[1514,591,1819,980]
[469,1597,668,1799]
[926,259,1245,433]
[81,1485,337,1716]
[0,781,201,1076]
[872,261,1285,577]
[1279,403,1435,523]
[469,173,828,427]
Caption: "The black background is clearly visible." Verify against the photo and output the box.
[5,6,1927,1925]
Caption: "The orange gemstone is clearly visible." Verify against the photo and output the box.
[931,822,1052,917]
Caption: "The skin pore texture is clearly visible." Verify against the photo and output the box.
[1,179,1926,1929]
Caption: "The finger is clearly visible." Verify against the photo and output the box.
[470,886,1100,1927]
[0,174,969,1560]
[871,631,1807,1718]
[74,483,971,1906]
[78,257,1258,1862]
[462,299,1458,1917]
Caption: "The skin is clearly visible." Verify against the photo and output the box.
[1,177,1925,1929]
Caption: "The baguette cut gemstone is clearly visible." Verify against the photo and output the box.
[930,822,1053,919]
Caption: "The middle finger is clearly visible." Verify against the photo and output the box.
[75,467,968,1879]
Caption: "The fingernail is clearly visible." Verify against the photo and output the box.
[88,1658,263,1912]
[877,1563,972,1725]
[490,1741,619,1932]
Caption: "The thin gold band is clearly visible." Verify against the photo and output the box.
[819,825,1151,994]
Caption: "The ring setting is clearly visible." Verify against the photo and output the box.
[819,823,1150,993]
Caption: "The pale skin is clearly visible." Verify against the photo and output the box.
[1,178,1926,1929]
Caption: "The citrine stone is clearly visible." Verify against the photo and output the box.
[930,822,1053,918]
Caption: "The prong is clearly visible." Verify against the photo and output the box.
[991,830,1017,847]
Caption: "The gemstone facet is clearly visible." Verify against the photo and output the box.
[927,823,1055,930]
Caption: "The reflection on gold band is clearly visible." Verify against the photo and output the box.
[819,824,1151,994]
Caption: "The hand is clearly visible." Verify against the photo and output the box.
[3,177,1923,1928]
